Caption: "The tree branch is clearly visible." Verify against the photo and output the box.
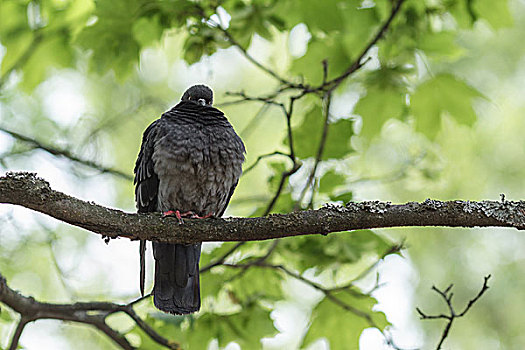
[320,0,406,93]
[0,272,179,350]
[416,275,491,350]
[0,127,132,181]
[1,172,525,245]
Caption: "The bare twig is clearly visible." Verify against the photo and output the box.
[221,91,285,110]
[321,0,406,93]
[8,317,29,350]
[0,128,132,181]
[296,92,333,209]
[416,275,491,350]
[222,249,392,328]
[216,26,300,88]
[200,242,245,273]
[242,151,290,174]
[239,104,271,139]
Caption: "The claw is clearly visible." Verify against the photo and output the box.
[162,210,213,223]
[162,210,184,224]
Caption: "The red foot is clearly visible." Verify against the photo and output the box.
[191,213,213,219]
[162,210,213,224]
[162,210,185,224]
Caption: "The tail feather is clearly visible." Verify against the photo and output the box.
[153,242,201,314]
[139,240,146,296]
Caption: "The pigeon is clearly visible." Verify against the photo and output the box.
[134,84,245,314]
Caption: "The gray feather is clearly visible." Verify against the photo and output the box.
[134,90,245,315]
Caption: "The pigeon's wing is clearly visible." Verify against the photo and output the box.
[217,180,239,217]
[217,132,246,218]
[134,119,160,296]
[134,119,160,213]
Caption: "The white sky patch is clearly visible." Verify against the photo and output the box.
[139,48,169,83]
[248,34,273,63]
[72,236,142,297]
[360,328,389,349]
[371,254,424,349]
[18,321,70,350]
[362,45,381,71]
[39,73,87,127]
[0,126,14,154]
[289,23,312,58]
[168,48,246,93]
[0,44,5,66]
[330,88,362,120]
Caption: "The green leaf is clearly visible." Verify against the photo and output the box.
[200,242,237,268]
[297,0,344,33]
[341,3,380,57]
[411,74,483,139]
[302,291,388,349]
[290,106,354,160]
[0,31,34,77]
[20,35,73,90]
[225,2,281,49]
[268,161,288,190]
[132,16,163,47]
[76,0,142,78]
[279,230,391,272]
[473,0,513,29]
[0,306,13,322]
[318,170,346,194]
[166,303,276,349]
[418,31,464,59]
[323,118,355,159]
[291,34,352,85]
[354,87,406,138]
[329,191,353,203]
[229,267,283,301]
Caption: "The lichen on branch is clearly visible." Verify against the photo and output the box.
[1,172,524,245]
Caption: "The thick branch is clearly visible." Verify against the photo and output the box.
[1,172,525,245]
[0,272,179,350]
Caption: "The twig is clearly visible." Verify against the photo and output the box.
[221,91,284,110]
[0,127,132,181]
[200,242,245,273]
[222,260,379,327]
[321,0,406,93]
[243,151,290,174]
[8,317,29,350]
[215,26,301,88]
[239,104,271,139]
[296,92,333,209]
[124,308,179,349]
[416,275,491,350]
[92,320,134,350]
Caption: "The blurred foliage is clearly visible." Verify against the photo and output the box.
[0,0,524,349]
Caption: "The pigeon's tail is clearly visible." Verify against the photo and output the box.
[152,242,201,315]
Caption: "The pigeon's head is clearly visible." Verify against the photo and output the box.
[181,85,213,107]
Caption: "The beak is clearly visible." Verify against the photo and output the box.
[198,98,206,106]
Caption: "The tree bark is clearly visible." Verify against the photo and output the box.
[1,172,524,244]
